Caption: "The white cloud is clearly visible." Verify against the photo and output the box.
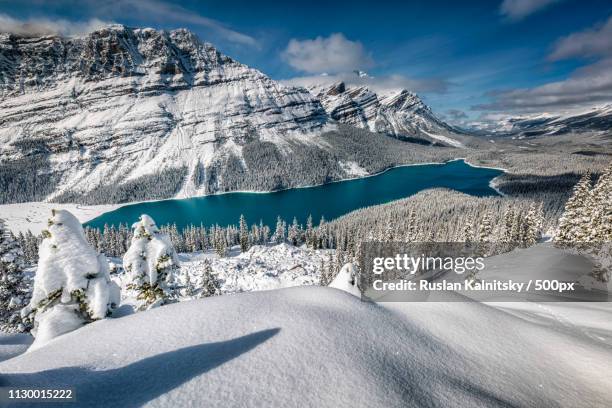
[0,0,257,46]
[280,72,448,94]
[474,58,612,111]
[96,0,257,46]
[475,16,612,113]
[0,13,109,36]
[549,15,612,60]
[282,33,373,74]
[499,0,563,21]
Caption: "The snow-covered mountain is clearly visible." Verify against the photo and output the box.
[310,81,464,146]
[0,25,328,201]
[473,105,612,137]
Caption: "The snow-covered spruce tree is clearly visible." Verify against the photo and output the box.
[20,210,120,349]
[306,215,314,248]
[0,220,28,332]
[288,218,299,246]
[272,216,286,244]
[588,163,612,243]
[478,212,493,242]
[519,202,544,248]
[555,165,611,283]
[239,215,250,252]
[462,221,474,244]
[197,260,221,298]
[123,214,180,311]
[556,173,593,245]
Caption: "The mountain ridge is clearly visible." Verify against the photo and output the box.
[309,80,463,144]
[0,25,464,205]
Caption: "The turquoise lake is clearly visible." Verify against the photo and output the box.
[85,159,503,230]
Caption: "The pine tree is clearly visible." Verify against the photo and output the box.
[321,251,335,285]
[21,210,120,348]
[478,212,493,242]
[462,221,474,244]
[273,216,285,244]
[239,215,250,252]
[123,214,180,311]
[305,215,314,248]
[288,217,299,246]
[556,173,593,245]
[589,163,612,243]
[521,202,543,247]
[0,220,28,332]
[198,260,222,298]
[502,208,515,244]
[405,210,417,242]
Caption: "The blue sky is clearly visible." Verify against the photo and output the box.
[2,0,612,124]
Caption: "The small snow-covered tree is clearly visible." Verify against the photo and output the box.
[462,221,474,244]
[20,210,120,349]
[305,215,314,248]
[197,260,221,298]
[478,212,493,242]
[287,217,299,246]
[502,208,515,244]
[272,216,286,244]
[123,215,180,311]
[0,220,28,332]
[239,215,249,252]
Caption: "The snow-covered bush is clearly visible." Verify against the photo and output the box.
[0,219,29,332]
[123,215,180,310]
[20,210,120,349]
[330,263,361,297]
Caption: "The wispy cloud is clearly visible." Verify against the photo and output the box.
[0,0,257,46]
[474,58,612,111]
[282,33,373,74]
[474,15,612,113]
[281,72,448,94]
[95,0,257,46]
[0,13,109,36]
[499,0,563,21]
[548,15,612,60]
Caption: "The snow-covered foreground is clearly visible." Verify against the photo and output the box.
[1,286,611,407]
[0,333,31,363]
[0,202,119,234]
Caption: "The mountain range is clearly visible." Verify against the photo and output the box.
[0,25,465,204]
[0,25,607,205]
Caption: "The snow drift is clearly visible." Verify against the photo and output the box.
[2,286,611,407]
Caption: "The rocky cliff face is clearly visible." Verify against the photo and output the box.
[0,25,328,201]
[311,81,463,145]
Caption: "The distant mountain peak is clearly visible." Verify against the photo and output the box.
[309,80,458,142]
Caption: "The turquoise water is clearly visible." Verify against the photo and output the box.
[85,159,503,230]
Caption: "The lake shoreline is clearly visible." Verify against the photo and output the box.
[0,158,506,234]
[85,159,505,230]
[92,158,508,209]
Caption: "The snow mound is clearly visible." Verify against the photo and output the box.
[2,286,611,407]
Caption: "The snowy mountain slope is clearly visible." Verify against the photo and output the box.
[475,105,612,137]
[1,286,611,407]
[310,81,465,146]
[0,25,328,202]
